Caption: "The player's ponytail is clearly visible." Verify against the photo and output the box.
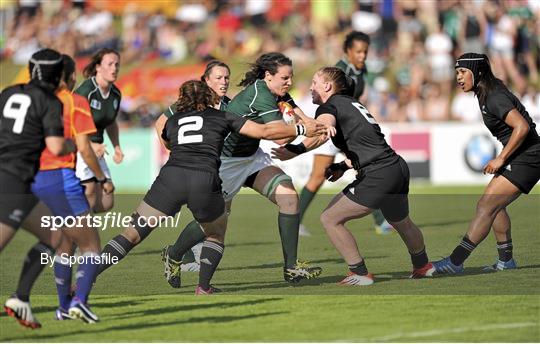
[473,55,505,105]
[238,52,292,87]
[83,48,120,78]
[176,80,219,113]
[318,67,353,96]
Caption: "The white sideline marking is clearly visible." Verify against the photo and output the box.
[369,322,537,341]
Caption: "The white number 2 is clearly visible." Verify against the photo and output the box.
[177,116,203,144]
[3,94,31,134]
[352,102,377,125]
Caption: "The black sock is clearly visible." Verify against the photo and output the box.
[497,240,513,262]
[298,187,316,223]
[450,236,477,266]
[278,212,299,268]
[348,260,368,276]
[170,220,205,261]
[16,242,54,302]
[410,247,428,269]
[98,235,135,275]
[198,241,224,290]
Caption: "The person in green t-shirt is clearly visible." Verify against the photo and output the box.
[74,48,123,214]
[161,53,324,287]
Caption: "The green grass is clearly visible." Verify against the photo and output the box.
[1,186,539,342]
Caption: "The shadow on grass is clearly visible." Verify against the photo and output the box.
[2,311,287,341]
[112,297,282,320]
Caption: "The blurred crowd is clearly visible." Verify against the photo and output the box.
[1,0,539,126]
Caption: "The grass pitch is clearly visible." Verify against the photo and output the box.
[1,185,539,342]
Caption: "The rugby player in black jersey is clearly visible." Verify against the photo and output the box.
[97,80,329,294]
[0,48,76,328]
[272,67,433,284]
[431,53,540,274]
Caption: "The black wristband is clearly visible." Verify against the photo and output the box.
[284,142,307,155]
[96,177,107,185]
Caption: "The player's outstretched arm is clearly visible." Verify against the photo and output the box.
[238,119,327,140]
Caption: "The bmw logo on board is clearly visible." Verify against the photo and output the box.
[464,134,497,173]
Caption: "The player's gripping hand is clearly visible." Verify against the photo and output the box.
[301,118,333,138]
[325,161,348,182]
[271,146,299,161]
[483,156,505,174]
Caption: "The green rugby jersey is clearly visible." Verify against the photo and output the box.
[222,80,284,157]
[74,77,121,143]
[164,96,231,118]
[335,58,366,100]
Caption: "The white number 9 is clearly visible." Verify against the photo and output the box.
[3,94,32,134]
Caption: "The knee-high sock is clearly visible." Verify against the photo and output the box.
[16,242,54,302]
[169,220,205,261]
[299,187,316,223]
[54,258,72,309]
[278,212,299,268]
[198,241,225,290]
[74,252,99,303]
[98,235,135,275]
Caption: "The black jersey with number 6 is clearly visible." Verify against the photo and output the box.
[315,94,397,170]
[162,108,247,171]
[0,80,63,183]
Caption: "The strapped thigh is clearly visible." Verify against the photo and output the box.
[261,173,292,198]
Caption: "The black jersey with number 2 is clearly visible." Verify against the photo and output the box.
[315,94,397,170]
[162,108,247,171]
[0,80,64,183]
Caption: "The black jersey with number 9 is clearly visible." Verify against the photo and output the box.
[162,108,247,171]
[0,81,63,183]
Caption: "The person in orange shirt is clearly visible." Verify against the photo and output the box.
[30,54,113,323]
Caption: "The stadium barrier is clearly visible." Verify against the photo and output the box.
[104,122,535,191]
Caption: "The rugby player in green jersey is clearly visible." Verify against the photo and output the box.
[74,48,122,213]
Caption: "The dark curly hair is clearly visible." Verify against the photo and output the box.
[238,52,292,87]
[176,80,219,113]
[343,31,370,53]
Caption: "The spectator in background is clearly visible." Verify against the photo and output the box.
[368,76,398,122]
[451,88,483,122]
[458,0,487,55]
[487,1,526,93]
[425,21,454,95]
[423,83,450,121]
